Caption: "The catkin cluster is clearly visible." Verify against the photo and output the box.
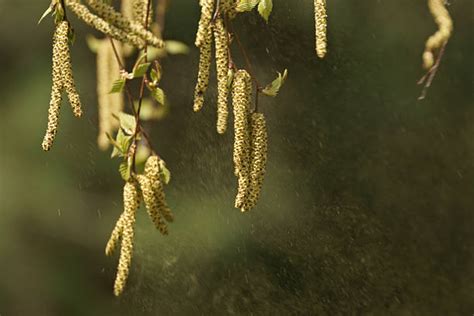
[42,21,82,151]
[105,156,173,296]
[193,0,237,134]
[96,39,124,150]
[231,70,268,212]
[65,0,163,49]
[423,0,453,69]
[314,0,327,58]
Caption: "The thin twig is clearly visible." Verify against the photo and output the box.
[418,42,447,100]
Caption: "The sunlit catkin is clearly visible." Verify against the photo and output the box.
[42,23,64,151]
[195,0,215,48]
[66,0,146,49]
[86,0,164,48]
[113,181,140,297]
[132,0,151,27]
[423,0,453,69]
[314,0,327,58]
[137,175,169,235]
[56,21,83,118]
[193,26,213,112]
[242,113,268,212]
[214,17,230,134]
[105,212,125,257]
[145,156,174,223]
[97,39,123,150]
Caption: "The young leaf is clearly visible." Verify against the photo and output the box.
[132,62,151,78]
[258,0,273,22]
[38,3,54,25]
[110,78,126,94]
[117,112,136,135]
[149,86,166,105]
[119,161,131,181]
[159,160,171,184]
[150,68,161,84]
[236,0,260,12]
[164,40,190,55]
[262,69,288,97]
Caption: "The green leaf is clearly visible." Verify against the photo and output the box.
[117,112,136,135]
[258,0,273,22]
[236,0,260,12]
[149,86,166,105]
[119,161,131,181]
[164,40,190,55]
[150,68,161,84]
[159,160,171,184]
[109,129,133,158]
[110,78,126,94]
[262,69,288,97]
[132,62,151,78]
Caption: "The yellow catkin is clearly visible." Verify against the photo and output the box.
[113,181,140,297]
[314,0,327,58]
[137,175,169,235]
[56,21,83,118]
[195,0,215,48]
[213,17,230,134]
[221,0,237,19]
[193,26,213,112]
[87,0,164,48]
[97,39,123,150]
[66,0,146,49]
[42,22,64,151]
[242,112,268,212]
[105,212,125,257]
[423,0,453,69]
[145,156,174,223]
[132,0,151,27]
[232,70,252,209]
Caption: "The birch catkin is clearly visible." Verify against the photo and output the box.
[242,113,268,212]
[145,156,174,223]
[137,175,169,235]
[86,0,164,48]
[133,0,151,27]
[423,0,453,69]
[193,26,213,112]
[314,0,327,58]
[195,0,215,48]
[105,212,125,257]
[214,17,230,134]
[113,181,140,297]
[65,0,147,49]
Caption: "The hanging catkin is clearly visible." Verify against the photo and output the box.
[86,0,163,48]
[145,156,174,223]
[137,175,169,235]
[423,0,453,69]
[97,39,123,150]
[113,181,140,297]
[232,70,252,209]
[65,0,147,49]
[105,212,125,256]
[314,0,327,58]
[242,112,268,212]
[213,17,230,134]
[133,0,151,27]
[193,26,213,112]
[42,21,82,151]
[195,0,215,48]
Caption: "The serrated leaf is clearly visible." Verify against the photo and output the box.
[258,0,273,22]
[164,40,190,55]
[117,112,136,135]
[149,86,165,105]
[236,0,260,12]
[159,160,171,184]
[110,78,126,94]
[132,62,151,78]
[262,69,288,97]
[106,132,122,158]
[119,161,131,181]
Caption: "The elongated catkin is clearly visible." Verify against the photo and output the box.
[195,0,215,48]
[242,112,268,212]
[423,0,453,69]
[87,0,163,48]
[145,156,174,223]
[42,23,64,151]
[113,181,140,297]
[66,0,147,49]
[213,17,230,134]
[314,0,327,58]
[105,212,125,257]
[193,26,213,112]
[137,174,169,235]
[133,0,151,27]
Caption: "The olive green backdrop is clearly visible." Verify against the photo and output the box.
[0,1,473,315]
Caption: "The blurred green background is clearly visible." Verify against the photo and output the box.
[0,1,473,315]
